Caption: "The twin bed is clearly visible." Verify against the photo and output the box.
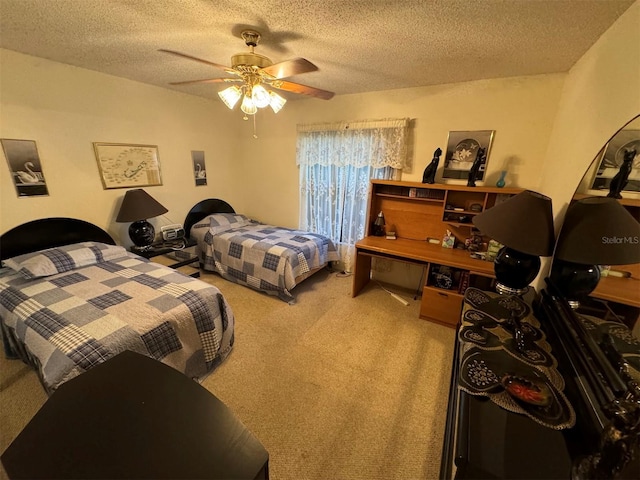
[183,199,339,303]
[0,217,234,394]
[0,200,337,392]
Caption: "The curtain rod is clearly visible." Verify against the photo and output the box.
[297,118,409,133]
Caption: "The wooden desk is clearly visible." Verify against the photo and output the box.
[591,275,640,308]
[353,236,496,327]
[354,180,520,327]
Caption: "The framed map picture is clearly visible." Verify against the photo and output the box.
[93,143,162,189]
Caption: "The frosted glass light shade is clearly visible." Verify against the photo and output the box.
[218,86,242,109]
[240,95,257,115]
[269,91,287,113]
[252,85,271,108]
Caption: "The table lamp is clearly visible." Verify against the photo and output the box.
[472,190,555,296]
[550,196,640,308]
[116,189,168,248]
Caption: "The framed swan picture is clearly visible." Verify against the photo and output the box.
[192,150,207,186]
[1,138,49,197]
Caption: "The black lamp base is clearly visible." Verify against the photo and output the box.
[129,220,155,248]
[493,246,541,296]
[549,259,600,309]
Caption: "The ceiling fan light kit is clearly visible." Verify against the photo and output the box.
[161,29,334,122]
[268,91,287,113]
[218,85,242,109]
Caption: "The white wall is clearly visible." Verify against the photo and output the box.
[0,49,244,244]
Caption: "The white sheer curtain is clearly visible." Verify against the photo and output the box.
[296,118,409,272]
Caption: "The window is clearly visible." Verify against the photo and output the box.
[296,118,409,271]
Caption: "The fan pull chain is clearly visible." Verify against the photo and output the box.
[253,114,258,139]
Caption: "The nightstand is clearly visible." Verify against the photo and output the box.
[131,238,200,278]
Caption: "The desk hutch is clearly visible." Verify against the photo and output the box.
[352,180,522,327]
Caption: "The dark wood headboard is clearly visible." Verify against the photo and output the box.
[183,199,235,238]
[0,217,115,261]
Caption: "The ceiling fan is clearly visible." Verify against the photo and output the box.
[160,30,334,116]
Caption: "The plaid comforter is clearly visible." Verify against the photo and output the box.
[191,216,339,302]
[0,252,234,393]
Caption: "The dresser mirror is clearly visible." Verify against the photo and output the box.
[575,114,640,199]
[556,114,640,335]
[539,114,640,479]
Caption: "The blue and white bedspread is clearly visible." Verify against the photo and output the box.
[190,214,339,302]
[0,252,234,393]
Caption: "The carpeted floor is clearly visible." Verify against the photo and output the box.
[0,268,455,480]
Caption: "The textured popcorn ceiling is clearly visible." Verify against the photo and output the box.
[0,0,635,101]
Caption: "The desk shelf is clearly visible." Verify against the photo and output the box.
[376,193,444,203]
[354,180,522,326]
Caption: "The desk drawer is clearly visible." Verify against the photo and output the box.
[420,286,463,327]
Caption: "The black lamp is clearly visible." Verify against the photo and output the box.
[472,190,555,296]
[550,196,640,308]
[116,189,168,248]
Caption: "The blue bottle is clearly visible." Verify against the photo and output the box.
[496,171,507,188]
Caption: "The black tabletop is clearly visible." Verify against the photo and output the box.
[1,351,268,479]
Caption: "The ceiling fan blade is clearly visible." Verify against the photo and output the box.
[158,49,238,76]
[269,79,334,100]
[169,78,242,86]
[261,58,318,79]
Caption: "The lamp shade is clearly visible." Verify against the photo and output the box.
[472,190,555,256]
[554,196,640,265]
[115,189,168,223]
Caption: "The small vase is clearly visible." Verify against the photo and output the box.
[496,171,507,188]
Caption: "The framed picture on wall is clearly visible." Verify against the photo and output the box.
[589,129,640,193]
[1,138,49,197]
[192,150,207,186]
[442,130,495,181]
[93,142,162,189]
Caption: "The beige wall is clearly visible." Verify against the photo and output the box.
[0,49,245,245]
[1,1,637,289]
[1,49,568,242]
[234,74,566,287]
[237,2,640,231]
[239,74,566,229]
[534,1,640,284]
[540,1,640,221]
